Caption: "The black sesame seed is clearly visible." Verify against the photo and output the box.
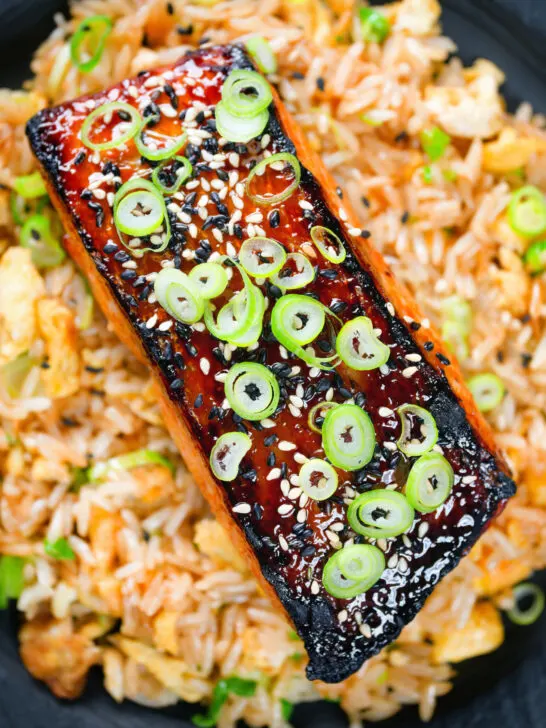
[410,321,421,331]
[269,209,281,228]
[436,352,450,365]
[360,229,371,239]
[103,241,118,254]
[74,150,86,165]
[216,168,229,182]
[316,77,325,91]
[330,300,347,314]
[120,269,136,281]
[241,468,256,481]
[521,353,532,368]
[496,350,505,363]
[236,422,249,434]
[521,313,531,323]
[184,342,198,357]
[424,341,434,351]
[316,377,331,393]
[177,23,193,35]
[339,387,352,399]
[267,452,276,467]
[280,462,288,478]
[170,378,183,390]
[319,268,338,280]
[361,196,370,208]
[395,130,408,143]
[264,434,278,447]
[301,545,316,557]
[336,186,343,199]
[253,503,263,520]
[198,36,211,46]
[292,522,306,535]
[355,392,367,408]
[292,71,305,80]
[61,416,78,427]
[80,189,92,200]
[114,250,130,263]
[401,211,410,224]
[194,393,203,408]
[166,2,174,15]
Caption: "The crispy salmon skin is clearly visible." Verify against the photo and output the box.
[27,44,515,683]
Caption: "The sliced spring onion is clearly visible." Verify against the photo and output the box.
[192,677,257,728]
[239,237,287,278]
[245,152,301,206]
[89,449,175,481]
[154,268,204,324]
[336,316,390,371]
[80,101,140,152]
[508,185,546,238]
[1,353,39,399]
[523,239,546,275]
[308,400,338,433]
[204,261,260,342]
[70,15,112,73]
[136,117,187,162]
[442,319,469,361]
[467,372,505,413]
[0,555,26,609]
[226,285,265,347]
[13,172,47,200]
[10,192,48,227]
[405,452,454,513]
[222,69,273,118]
[224,362,280,421]
[216,101,269,144]
[113,178,170,253]
[322,403,376,471]
[440,295,472,335]
[44,537,75,561]
[310,226,346,264]
[322,544,385,599]
[396,404,438,457]
[270,252,315,290]
[422,165,433,184]
[20,214,65,268]
[507,582,545,626]
[271,294,325,346]
[347,490,415,539]
[298,459,338,501]
[358,6,390,44]
[189,262,229,299]
[420,126,451,161]
[210,432,251,481]
[245,36,278,75]
[152,155,193,195]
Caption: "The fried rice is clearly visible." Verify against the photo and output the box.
[0,0,546,725]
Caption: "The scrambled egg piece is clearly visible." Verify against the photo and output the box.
[194,519,247,573]
[431,602,504,664]
[37,297,80,398]
[395,0,441,35]
[490,246,530,317]
[240,626,297,674]
[483,127,546,174]
[525,467,546,507]
[153,610,180,656]
[474,558,532,597]
[424,60,504,139]
[0,248,44,366]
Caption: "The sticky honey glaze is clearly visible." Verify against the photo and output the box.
[27,44,515,683]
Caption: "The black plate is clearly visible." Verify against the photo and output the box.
[1,1,546,726]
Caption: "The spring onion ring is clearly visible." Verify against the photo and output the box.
[245,152,301,206]
[271,294,325,346]
[136,117,187,161]
[13,172,47,200]
[224,362,280,421]
[204,261,260,342]
[322,545,385,599]
[245,36,278,75]
[154,268,204,324]
[405,452,454,513]
[210,432,252,481]
[270,252,315,290]
[336,316,390,371]
[113,178,171,253]
[310,225,346,264]
[396,404,438,457]
[308,401,338,433]
[215,101,269,143]
[467,372,505,412]
[226,285,265,347]
[508,185,546,238]
[221,69,273,118]
[152,156,193,195]
[70,15,113,73]
[358,6,390,44]
[523,239,546,275]
[322,403,376,471]
[188,262,229,300]
[239,237,287,278]
[20,214,66,268]
[348,490,415,539]
[507,583,545,626]
[298,459,339,501]
[80,101,140,152]
[89,449,175,481]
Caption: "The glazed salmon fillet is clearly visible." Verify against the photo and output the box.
[27,44,515,683]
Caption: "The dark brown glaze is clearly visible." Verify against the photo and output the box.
[27,44,515,684]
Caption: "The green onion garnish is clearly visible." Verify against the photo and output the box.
[441,319,469,361]
[151,155,193,195]
[192,676,257,727]
[70,15,113,73]
[113,178,171,253]
[239,237,287,278]
[507,583,545,626]
[80,101,141,152]
[1,352,39,399]
[405,452,454,513]
[224,362,280,421]
[0,555,26,609]
[310,225,346,264]
[270,252,315,291]
[322,403,376,471]
[467,372,505,412]
[10,191,48,227]
[13,172,47,200]
[245,36,278,75]
[347,490,414,538]
[210,432,252,482]
[44,537,76,561]
[440,295,472,335]
[358,6,390,44]
[336,316,390,371]
[88,449,175,481]
[154,269,205,325]
[188,262,229,300]
[523,239,546,275]
[396,403,438,457]
[280,699,294,722]
[215,101,269,144]
[135,117,187,162]
[508,185,546,238]
[222,69,273,118]
[203,261,262,343]
[422,165,433,184]
[322,544,385,599]
[298,458,339,501]
[20,214,65,268]
[307,400,338,433]
[420,126,451,161]
[245,153,301,206]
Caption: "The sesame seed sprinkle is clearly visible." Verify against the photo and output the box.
[233,503,251,514]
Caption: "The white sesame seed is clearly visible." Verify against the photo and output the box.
[144,76,161,88]
[288,404,302,418]
[326,529,341,544]
[418,522,429,538]
[299,199,313,211]
[383,441,397,451]
[280,479,290,496]
[267,468,281,481]
[261,134,271,149]
[376,538,388,551]
[200,358,210,375]
[159,103,177,118]
[278,441,297,452]
[406,353,422,363]
[311,580,320,595]
[348,227,362,236]
[289,474,300,486]
[278,504,294,516]
[122,260,137,269]
[233,503,251,514]
[338,610,348,623]
[359,623,372,638]
[379,406,394,417]
[279,534,289,551]
[309,367,320,378]
[325,387,334,402]
[402,366,418,378]
[339,207,348,221]
[261,418,276,428]
[212,228,224,243]
[146,314,158,329]
[288,487,301,500]
[214,371,228,383]
[462,475,476,484]
[158,320,173,332]
[386,302,395,316]
[330,522,344,532]
[402,534,411,548]
[289,395,304,408]
[92,188,106,200]
[228,152,240,167]
[398,556,409,573]
[245,211,263,224]
[299,492,309,508]
[387,553,399,568]
[296,509,307,523]
[189,224,198,238]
